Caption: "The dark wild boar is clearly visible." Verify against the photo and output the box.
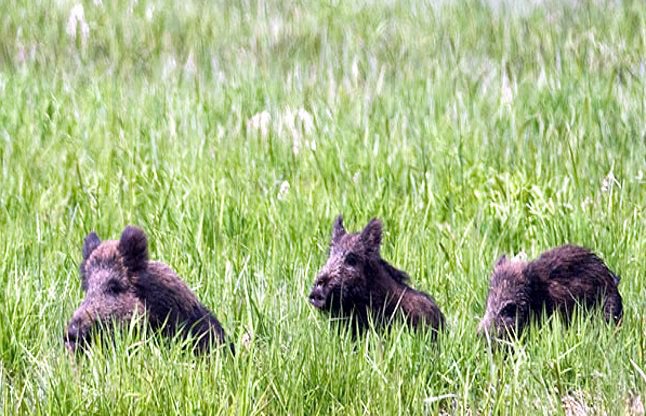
[478,244,623,339]
[65,226,230,353]
[309,216,445,334]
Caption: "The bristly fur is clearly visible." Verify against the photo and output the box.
[80,231,102,291]
[380,259,409,283]
[82,232,101,260]
[309,215,444,335]
[478,244,623,339]
[66,225,231,354]
[118,226,149,274]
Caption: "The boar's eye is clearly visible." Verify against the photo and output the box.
[344,253,359,267]
[106,279,126,295]
[500,303,518,319]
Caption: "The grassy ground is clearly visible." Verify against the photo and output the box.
[0,0,644,414]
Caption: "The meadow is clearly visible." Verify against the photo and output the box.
[0,0,644,414]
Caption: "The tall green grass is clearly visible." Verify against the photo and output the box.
[0,0,644,414]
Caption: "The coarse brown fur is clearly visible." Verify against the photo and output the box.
[478,244,623,339]
[309,216,445,335]
[65,226,230,353]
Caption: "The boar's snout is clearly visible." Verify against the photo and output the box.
[477,318,492,338]
[309,285,326,309]
[309,275,329,309]
[65,318,90,352]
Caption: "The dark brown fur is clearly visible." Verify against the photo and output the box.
[478,244,623,339]
[309,216,445,334]
[65,226,230,353]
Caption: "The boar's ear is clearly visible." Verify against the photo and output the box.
[495,254,508,267]
[360,218,382,251]
[118,226,149,274]
[331,215,346,243]
[83,232,101,260]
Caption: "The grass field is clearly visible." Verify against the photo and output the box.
[0,0,644,414]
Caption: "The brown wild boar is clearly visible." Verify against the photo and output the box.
[309,216,445,334]
[65,226,230,353]
[478,244,623,339]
